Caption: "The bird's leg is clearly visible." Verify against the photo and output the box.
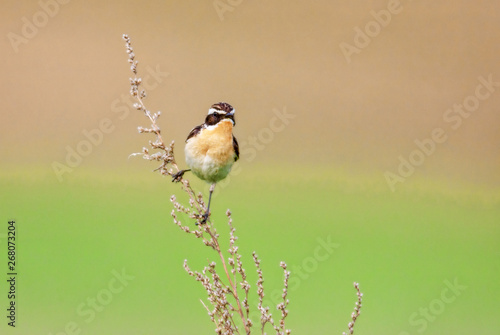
[172,169,191,182]
[199,183,216,225]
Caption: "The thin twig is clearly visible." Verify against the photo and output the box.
[122,33,368,335]
[342,282,363,335]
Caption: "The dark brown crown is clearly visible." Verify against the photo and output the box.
[210,102,234,114]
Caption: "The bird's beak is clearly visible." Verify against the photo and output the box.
[225,111,235,126]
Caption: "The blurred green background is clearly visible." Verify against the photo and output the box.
[1,1,499,334]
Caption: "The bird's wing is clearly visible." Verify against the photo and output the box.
[185,125,203,142]
[233,135,239,161]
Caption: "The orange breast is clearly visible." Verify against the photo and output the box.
[191,120,235,164]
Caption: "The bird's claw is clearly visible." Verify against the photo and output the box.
[197,212,209,225]
[172,170,187,182]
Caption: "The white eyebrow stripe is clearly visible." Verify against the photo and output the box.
[208,108,227,115]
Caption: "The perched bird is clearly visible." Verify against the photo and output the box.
[173,102,239,223]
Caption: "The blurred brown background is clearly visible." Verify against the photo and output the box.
[1,0,499,188]
[1,2,500,334]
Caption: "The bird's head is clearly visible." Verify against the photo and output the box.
[206,102,236,127]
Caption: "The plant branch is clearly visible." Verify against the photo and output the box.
[122,33,362,335]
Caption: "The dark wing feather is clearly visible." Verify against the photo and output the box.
[186,125,203,142]
[233,135,239,161]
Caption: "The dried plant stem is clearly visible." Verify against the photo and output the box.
[123,34,207,221]
[121,36,252,332]
[208,227,250,334]
[122,33,363,335]
[343,282,363,335]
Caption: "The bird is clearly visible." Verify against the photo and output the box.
[173,102,239,224]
